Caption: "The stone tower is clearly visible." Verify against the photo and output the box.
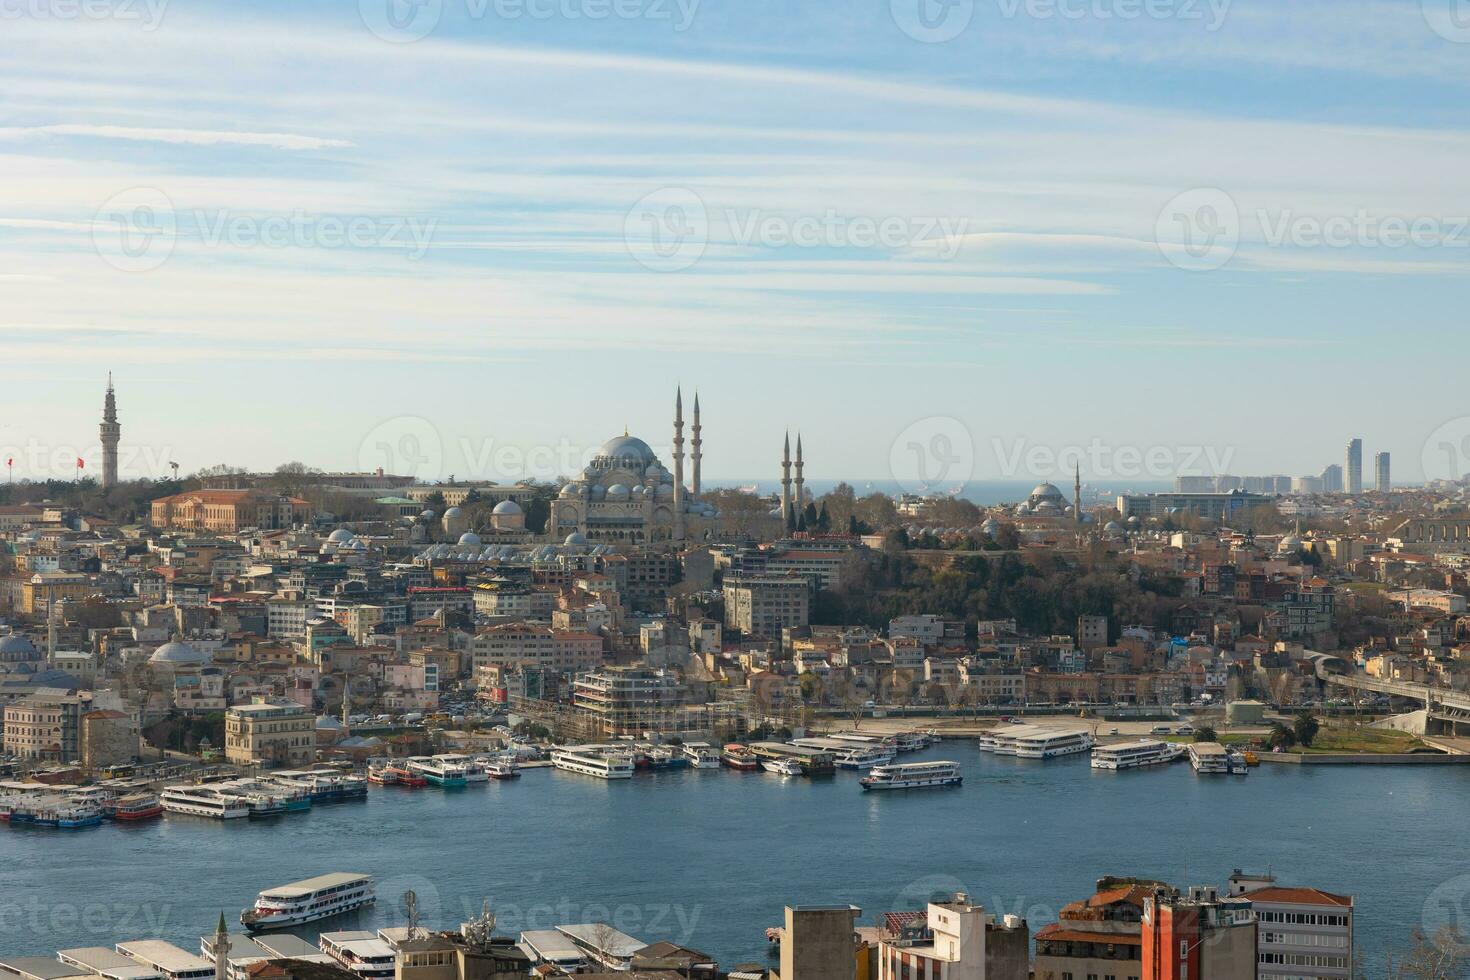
[672,388,686,543]
[690,392,702,496]
[780,432,793,530]
[100,373,120,489]
[212,911,230,980]
[794,433,805,528]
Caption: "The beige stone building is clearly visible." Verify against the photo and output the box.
[81,709,139,770]
[150,489,311,533]
[224,698,315,767]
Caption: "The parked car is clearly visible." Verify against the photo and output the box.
[1175,725,1194,735]
[1151,725,1172,735]
[1108,727,1120,735]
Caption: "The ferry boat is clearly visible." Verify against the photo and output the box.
[433,754,488,783]
[1227,750,1250,775]
[367,763,427,787]
[161,787,251,820]
[258,777,315,812]
[483,760,520,780]
[859,760,963,791]
[834,746,896,771]
[110,793,164,821]
[406,757,468,788]
[1012,730,1095,759]
[891,732,932,753]
[1187,742,1242,775]
[1090,739,1173,770]
[551,746,635,780]
[644,746,689,770]
[241,872,376,931]
[761,758,803,777]
[721,744,760,771]
[682,742,721,769]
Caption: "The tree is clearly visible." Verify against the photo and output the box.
[1268,722,1297,750]
[271,461,321,497]
[1293,712,1321,748]
[1193,726,1218,743]
[1387,926,1470,980]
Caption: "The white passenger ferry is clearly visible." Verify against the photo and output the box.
[682,742,721,769]
[160,787,250,820]
[859,760,962,791]
[551,746,635,780]
[1090,739,1173,770]
[977,724,1047,755]
[1012,730,1095,759]
[241,872,375,931]
[761,758,804,776]
[1188,742,1239,774]
[833,746,896,771]
[433,754,488,782]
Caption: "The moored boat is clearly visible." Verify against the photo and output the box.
[242,872,376,931]
[110,793,164,821]
[761,758,803,776]
[859,760,962,791]
[721,744,760,770]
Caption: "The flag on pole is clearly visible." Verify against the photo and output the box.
[76,458,85,469]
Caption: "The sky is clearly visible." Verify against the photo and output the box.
[3,0,1469,490]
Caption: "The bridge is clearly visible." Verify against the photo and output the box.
[1325,674,1470,736]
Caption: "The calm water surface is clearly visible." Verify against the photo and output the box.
[3,744,1467,970]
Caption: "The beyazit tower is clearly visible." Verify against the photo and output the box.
[100,373,120,489]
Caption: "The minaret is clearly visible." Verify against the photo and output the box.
[794,433,806,529]
[100,373,120,489]
[212,912,230,980]
[1074,462,1082,528]
[672,388,686,542]
[690,392,702,497]
[780,433,793,530]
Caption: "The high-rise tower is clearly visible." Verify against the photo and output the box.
[100,373,120,488]
[1074,462,1082,527]
[1346,438,1363,494]
[690,392,702,496]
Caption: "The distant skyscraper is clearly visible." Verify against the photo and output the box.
[1322,464,1343,493]
[1376,452,1391,492]
[100,373,120,489]
[1346,438,1363,494]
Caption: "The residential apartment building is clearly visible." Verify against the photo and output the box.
[2,692,96,761]
[724,575,810,641]
[1140,886,1257,980]
[1228,872,1354,980]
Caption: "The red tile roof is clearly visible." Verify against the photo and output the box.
[1246,887,1352,908]
[1036,924,1141,946]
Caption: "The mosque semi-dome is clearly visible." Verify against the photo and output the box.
[0,635,38,658]
[327,528,355,544]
